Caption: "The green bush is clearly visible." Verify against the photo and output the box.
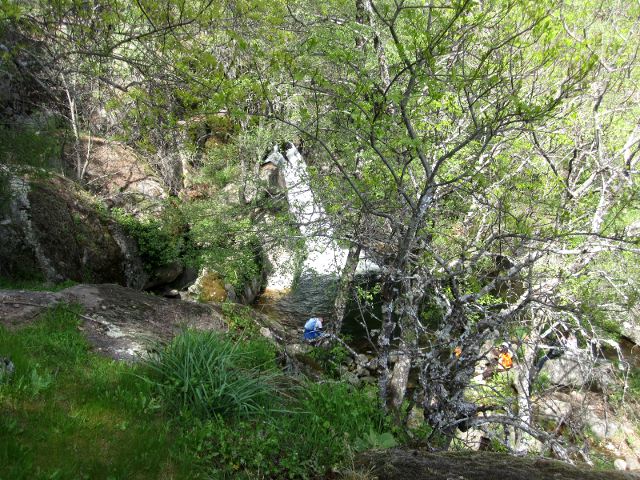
[113,208,183,272]
[221,302,260,336]
[142,330,281,419]
[0,122,64,171]
[176,381,391,479]
[308,342,351,378]
[183,200,262,292]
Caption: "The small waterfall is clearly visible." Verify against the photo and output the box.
[261,145,377,325]
[263,145,347,296]
[283,144,348,277]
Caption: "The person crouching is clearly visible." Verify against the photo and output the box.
[303,317,324,340]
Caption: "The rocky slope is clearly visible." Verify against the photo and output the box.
[0,283,226,360]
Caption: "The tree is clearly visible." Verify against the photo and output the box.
[264,0,640,452]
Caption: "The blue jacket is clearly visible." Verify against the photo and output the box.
[303,317,323,340]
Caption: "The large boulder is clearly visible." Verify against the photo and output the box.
[540,351,616,392]
[355,449,640,480]
[0,172,146,287]
[66,137,167,214]
[0,283,226,361]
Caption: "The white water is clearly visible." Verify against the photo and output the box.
[264,145,377,300]
[283,145,348,276]
[263,145,347,291]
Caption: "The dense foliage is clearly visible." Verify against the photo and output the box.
[1,0,640,465]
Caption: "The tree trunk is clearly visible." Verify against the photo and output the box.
[332,242,361,334]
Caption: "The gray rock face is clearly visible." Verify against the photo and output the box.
[0,284,226,361]
[541,352,615,391]
[0,172,138,286]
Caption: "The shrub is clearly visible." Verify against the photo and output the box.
[221,302,260,336]
[142,330,281,419]
[177,381,391,479]
[183,200,263,293]
[113,208,183,272]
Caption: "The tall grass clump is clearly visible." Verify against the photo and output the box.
[143,330,280,419]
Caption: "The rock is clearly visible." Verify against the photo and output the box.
[406,406,425,431]
[0,172,139,286]
[170,266,199,291]
[144,261,184,290]
[285,343,312,357]
[541,351,615,391]
[187,266,265,306]
[161,289,181,299]
[224,283,237,302]
[0,356,15,383]
[259,327,275,341]
[625,455,640,471]
[0,284,226,361]
[342,371,361,387]
[615,459,628,471]
[584,410,620,440]
[535,394,573,419]
[355,449,638,480]
[622,318,640,347]
[356,353,370,366]
[64,136,167,211]
[188,268,227,302]
[359,376,376,385]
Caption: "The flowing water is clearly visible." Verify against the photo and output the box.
[260,145,378,336]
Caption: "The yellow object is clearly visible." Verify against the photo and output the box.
[498,352,513,369]
[453,346,462,357]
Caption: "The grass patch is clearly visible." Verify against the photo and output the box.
[1,308,395,479]
[0,305,200,479]
[142,330,281,419]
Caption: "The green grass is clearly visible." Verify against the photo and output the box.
[142,329,281,419]
[0,306,395,479]
[0,305,200,480]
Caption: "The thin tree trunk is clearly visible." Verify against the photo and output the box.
[332,242,361,334]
